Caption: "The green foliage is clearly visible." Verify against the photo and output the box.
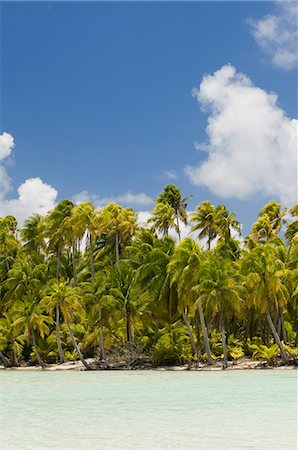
[151,323,194,365]
[0,196,297,368]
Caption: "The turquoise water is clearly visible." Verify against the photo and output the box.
[1,370,297,450]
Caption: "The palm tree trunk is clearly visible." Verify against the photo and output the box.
[176,215,181,242]
[198,303,213,365]
[181,309,197,357]
[126,304,133,352]
[266,308,288,364]
[55,305,65,364]
[0,351,13,367]
[65,320,91,370]
[221,324,228,369]
[32,331,46,369]
[279,307,287,344]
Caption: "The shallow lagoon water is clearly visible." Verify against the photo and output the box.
[1,370,297,449]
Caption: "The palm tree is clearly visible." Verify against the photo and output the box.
[44,200,74,280]
[103,260,141,352]
[42,280,91,369]
[148,202,178,237]
[157,184,192,241]
[214,205,241,256]
[20,214,45,254]
[190,201,218,250]
[13,297,53,368]
[132,232,176,344]
[168,239,214,363]
[99,203,138,268]
[196,254,243,368]
[0,216,19,272]
[241,243,289,364]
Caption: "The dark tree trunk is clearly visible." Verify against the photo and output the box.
[56,305,65,364]
[126,304,133,352]
[279,308,287,344]
[0,351,13,367]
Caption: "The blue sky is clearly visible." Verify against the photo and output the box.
[0,1,297,234]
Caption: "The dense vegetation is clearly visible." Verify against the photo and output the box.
[0,184,297,369]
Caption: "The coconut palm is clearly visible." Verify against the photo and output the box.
[168,238,214,364]
[13,296,53,368]
[44,199,74,280]
[157,184,192,241]
[190,201,218,250]
[99,203,138,267]
[241,243,289,364]
[148,202,178,237]
[103,260,142,352]
[214,205,241,255]
[132,232,176,343]
[20,214,45,253]
[195,254,243,368]
[42,280,91,369]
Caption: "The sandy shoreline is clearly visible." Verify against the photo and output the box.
[1,358,296,372]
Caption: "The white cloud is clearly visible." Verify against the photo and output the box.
[0,132,58,225]
[0,132,14,161]
[164,170,178,180]
[73,191,153,208]
[0,178,58,226]
[185,64,298,205]
[248,2,298,70]
[0,132,15,197]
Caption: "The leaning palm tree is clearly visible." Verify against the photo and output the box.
[42,280,91,369]
[241,243,289,364]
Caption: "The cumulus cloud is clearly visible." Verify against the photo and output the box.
[73,190,153,208]
[248,2,298,70]
[185,64,298,205]
[0,132,58,225]
[0,178,58,226]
